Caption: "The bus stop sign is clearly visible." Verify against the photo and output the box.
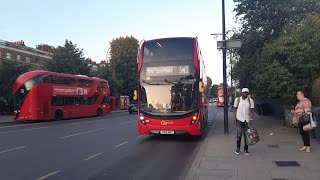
[217,39,241,49]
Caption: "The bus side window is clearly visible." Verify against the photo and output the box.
[41,75,52,83]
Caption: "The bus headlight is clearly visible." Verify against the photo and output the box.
[140,114,146,125]
[190,113,198,125]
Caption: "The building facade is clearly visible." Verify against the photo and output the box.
[0,39,53,70]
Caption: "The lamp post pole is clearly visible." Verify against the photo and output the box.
[222,0,228,134]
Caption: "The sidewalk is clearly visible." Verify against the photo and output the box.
[187,111,320,180]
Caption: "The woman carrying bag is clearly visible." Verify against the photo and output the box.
[291,91,312,153]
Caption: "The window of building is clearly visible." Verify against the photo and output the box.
[17,55,22,61]
[32,57,39,64]
[6,52,11,60]
[26,57,31,63]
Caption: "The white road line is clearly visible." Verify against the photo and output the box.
[83,152,104,161]
[70,120,101,125]
[35,170,61,180]
[120,120,136,125]
[0,123,39,129]
[61,128,104,139]
[115,141,128,148]
[0,126,49,134]
[136,135,144,139]
[0,146,26,154]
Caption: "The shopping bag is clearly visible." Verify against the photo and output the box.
[246,124,260,146]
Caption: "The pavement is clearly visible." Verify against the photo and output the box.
[186,110,320,180]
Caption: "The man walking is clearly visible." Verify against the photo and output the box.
[233,88,254,155]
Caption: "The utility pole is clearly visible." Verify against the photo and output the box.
[222,0,228,134]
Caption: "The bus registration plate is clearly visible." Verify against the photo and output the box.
[160,130,174,134]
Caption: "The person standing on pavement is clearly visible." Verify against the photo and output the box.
[233,88,254,155]
[291,91,312,153]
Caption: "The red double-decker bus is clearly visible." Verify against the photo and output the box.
[216,86,230,107]
[13,71,111,121]
[136,37,208,136]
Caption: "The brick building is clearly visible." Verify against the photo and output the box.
[0,39,53,70]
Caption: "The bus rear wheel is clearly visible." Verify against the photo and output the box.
[97,108,102,116]
[54,110,63,121]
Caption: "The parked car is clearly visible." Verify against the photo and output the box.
[128,101,138,114]
[209,98,217,103]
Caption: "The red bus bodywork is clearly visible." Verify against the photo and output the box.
[13,71,110,121]
[216,87,230,107]
[137,37,208,136]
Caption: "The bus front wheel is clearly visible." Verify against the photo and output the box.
[97,108,102,116]
[54,110,63,121]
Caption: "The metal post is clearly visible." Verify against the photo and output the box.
[222,0,228,134]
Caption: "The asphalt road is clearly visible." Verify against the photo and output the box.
[0,104,220,180]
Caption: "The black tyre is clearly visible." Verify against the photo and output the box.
[54,110,63,121]
[97,108,102,116]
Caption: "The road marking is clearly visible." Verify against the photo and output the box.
[83,152,104,161]
[136,135,144,139]
[70,120,101,125]
[0,123,40,129]
[0,126,49,134]
[0,146,26,154]
[115,141,128,148]
[35,170,61,180]
[120,120,136,125]
[61,128,104,139]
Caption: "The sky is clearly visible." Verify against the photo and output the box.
[0,0,238,85]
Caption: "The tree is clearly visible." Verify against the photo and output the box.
[210,84,220,98]
[232,0,320,101]
[0,61,29,113]
[36,44,55,54]
[108,36,139,97]
[44,40,91,75]
[252,14,320,104]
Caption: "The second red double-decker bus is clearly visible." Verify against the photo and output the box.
[136,37,208,136]
[13,71,111,121]
[216,86,230,107]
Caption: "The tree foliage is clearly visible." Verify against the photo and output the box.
[44,40,91,75]
[253,14,320,104]
[107,36,139,97]
[232,0,320,104]
[0,61,28,109]
[36,44,55,54]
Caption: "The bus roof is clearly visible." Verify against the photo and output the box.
[13,70,107,94]
[144,37,196,43]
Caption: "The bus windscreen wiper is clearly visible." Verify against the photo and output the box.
[164,79,180,84]
[141,80,165,85]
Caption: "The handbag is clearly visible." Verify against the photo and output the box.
[299,112,311,125]
[303,113,317,131]
[245,124,260,146]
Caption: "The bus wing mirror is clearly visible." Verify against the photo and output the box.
[133,90,138,100]
[199,82,204,93]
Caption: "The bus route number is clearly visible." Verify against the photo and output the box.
[178,66,189,74]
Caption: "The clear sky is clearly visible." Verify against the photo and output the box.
[0,0,238,85]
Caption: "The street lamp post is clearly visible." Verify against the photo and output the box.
[222,0,228,134]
